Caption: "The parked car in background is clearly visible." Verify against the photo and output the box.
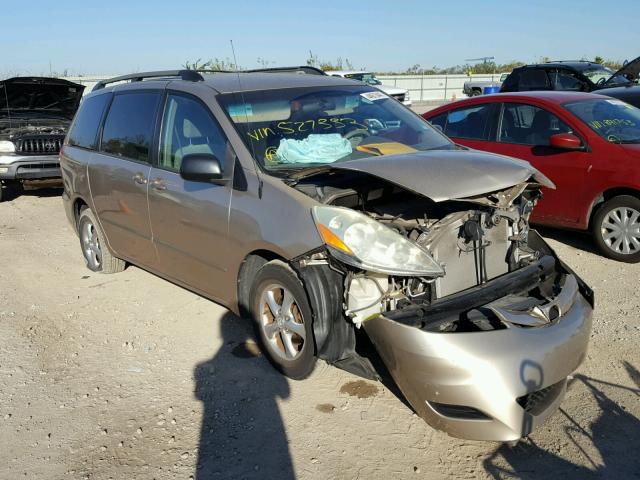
[463,73,509,96]
[424,91,640,262]
[325,70,411,106]
[60,69,592,442]
[500,58,640,107]
[0,77,84,201]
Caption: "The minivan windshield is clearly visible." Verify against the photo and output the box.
[219,86,452,172]
[564,98,640,144]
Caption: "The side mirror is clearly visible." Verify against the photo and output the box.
[549,133,583,151]
[180,154,224,183]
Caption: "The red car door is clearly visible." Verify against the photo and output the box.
[486,102,590,227]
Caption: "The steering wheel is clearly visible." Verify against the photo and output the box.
[344,128,371,147]
[596,77,607,86]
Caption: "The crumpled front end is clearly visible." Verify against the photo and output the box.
[292,167,593,441]
[363,242,593,441]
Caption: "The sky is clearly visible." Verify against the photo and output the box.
[2,0,639,77]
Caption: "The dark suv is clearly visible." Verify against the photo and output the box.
[500,58,640,107]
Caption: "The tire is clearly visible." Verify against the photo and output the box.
[592,195,640,263]
[0,180,23,202]
[249,260,316,380]
[77,208,126,273]
[471,89,482,97]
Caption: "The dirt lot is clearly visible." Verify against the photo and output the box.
[0,187,638,480]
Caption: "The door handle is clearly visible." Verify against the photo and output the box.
[133,173,148,185]
[150,178,167,191]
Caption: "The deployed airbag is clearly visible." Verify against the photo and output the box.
[276,134,352,164]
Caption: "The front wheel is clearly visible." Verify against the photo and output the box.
[77,208,126,273]
[249,260,316,380]
[592,195,640,263]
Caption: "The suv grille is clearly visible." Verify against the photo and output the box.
[516,380,565,416]
[17,136,65,155]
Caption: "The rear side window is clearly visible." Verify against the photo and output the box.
[67,94,110,150]
[518,69,551,90]
[101,92,160,162]
[443,104,494,140]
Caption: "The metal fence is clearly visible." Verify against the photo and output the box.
[378,73,506,102]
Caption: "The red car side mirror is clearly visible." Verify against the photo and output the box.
[549,133,583,150]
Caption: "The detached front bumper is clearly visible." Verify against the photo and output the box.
[0,154,61,180]
[364,262,593,441]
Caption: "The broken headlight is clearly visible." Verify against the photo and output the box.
[312,206,444,277]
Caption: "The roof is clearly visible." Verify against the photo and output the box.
[517,62,610,72]
[198,72,360,93]
[95,71,361,95]
[423,91,615,117]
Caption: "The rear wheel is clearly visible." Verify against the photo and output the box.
[592,195,640,263]
[249,261,316,380]
[77,208,125,273]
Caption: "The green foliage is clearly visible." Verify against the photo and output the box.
[183,58,238,71]
[306,51,355,71]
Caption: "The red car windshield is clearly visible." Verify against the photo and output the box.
[564,98,640,144]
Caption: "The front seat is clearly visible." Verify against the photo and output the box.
[174,118,214,165]
[526,110,552,146]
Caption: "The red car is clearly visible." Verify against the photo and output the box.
[423,91,640,262]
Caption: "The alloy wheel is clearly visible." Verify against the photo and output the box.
[81,219,102,270]
[258,284,306,361]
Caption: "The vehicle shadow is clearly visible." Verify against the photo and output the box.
[535,226,599,255]
[482,362,640,479]
[193,312,294,479]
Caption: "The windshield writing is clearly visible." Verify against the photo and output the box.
[220,86,451,171]
[565,99,640,143]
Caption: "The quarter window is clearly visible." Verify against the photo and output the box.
[442,104,493,140]
[101,92,160,162]
[67,94,110,150]
[159,94,227,172]
[499,103,572,146]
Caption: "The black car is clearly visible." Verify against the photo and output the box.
[500,58,640,108]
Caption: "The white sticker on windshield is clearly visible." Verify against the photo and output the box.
[360,91,388,102]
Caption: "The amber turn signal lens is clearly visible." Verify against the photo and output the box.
[317,224,354,255]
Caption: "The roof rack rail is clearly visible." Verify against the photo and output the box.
[92,70,204,91]
[245,66,327,75]
[547,60,595,64]
[196,66,327,76]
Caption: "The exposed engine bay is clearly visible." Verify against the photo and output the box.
[294,170,581,333]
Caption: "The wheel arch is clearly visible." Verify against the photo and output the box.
[236,250,286,318]
[587,187,640,228]
[73,197,90,230]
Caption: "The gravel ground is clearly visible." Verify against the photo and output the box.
[0,187,638,480]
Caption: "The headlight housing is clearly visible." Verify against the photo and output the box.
[0,140,16,153]
[312,206,444,277]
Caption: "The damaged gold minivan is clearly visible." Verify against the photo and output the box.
[60,69,593,441]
